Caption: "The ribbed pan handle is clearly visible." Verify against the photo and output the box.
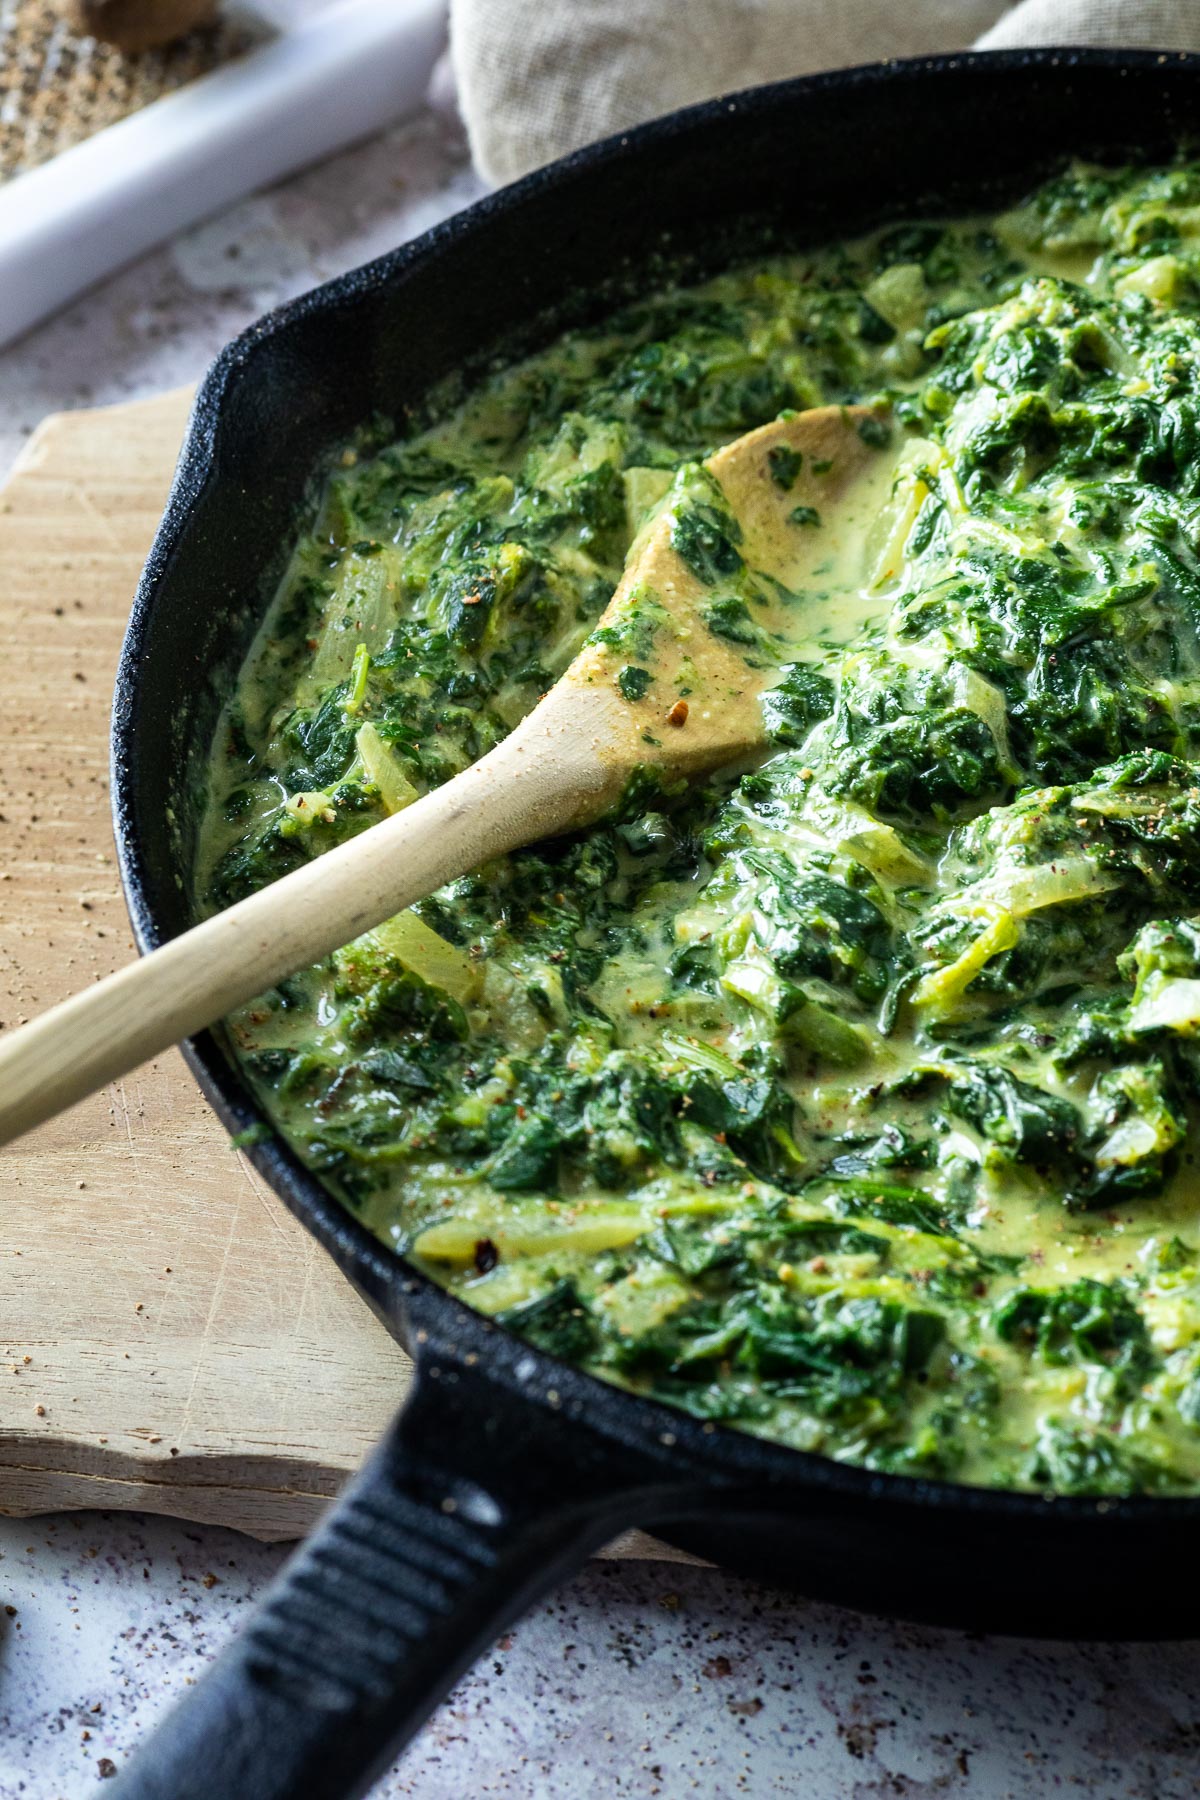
[109,1364,670,1800]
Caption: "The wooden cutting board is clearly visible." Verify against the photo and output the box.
[0,389,684,1559]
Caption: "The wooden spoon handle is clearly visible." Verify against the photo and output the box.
[0,702,616,1150]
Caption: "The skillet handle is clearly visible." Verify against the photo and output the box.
[109,1363,665,1800]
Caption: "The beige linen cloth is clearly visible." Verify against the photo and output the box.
[450,0,1200,187]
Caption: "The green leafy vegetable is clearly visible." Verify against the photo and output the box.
[201,157,1200,1498]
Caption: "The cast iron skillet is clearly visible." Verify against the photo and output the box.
[108,49,1200,1800]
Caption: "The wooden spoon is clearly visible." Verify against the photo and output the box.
[0,403,889,1147]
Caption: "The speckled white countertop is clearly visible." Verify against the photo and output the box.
[4,1508,1200,1799]
[0,94,1199,1800]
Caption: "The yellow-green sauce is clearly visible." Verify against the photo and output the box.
[201,162,1200,1494]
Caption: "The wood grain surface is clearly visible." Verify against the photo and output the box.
[0,389,687,1560]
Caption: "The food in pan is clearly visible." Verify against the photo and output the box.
[201,161,1200,1496]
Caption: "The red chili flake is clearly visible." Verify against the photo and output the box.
[665,699,689,728]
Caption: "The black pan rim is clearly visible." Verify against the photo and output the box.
[112,43,1200,1534]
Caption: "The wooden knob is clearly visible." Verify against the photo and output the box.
[65,0,219,52]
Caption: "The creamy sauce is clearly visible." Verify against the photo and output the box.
[200,161,1200,1494]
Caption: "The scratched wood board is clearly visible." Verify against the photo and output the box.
[0,388,684,1560]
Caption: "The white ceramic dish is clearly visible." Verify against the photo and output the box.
[0,0,447,348]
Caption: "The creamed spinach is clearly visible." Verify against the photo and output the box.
[202,162,1200,1495]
